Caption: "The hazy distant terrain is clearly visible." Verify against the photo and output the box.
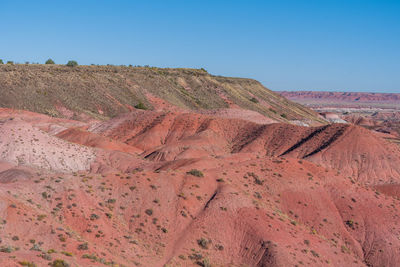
[279,91,400,110]
[279,90,400,143]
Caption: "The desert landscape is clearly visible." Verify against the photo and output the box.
[2,1,399,266]
[0,65,399,267]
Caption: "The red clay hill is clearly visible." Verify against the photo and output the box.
[1,106,400,267]
[1,66,400,266]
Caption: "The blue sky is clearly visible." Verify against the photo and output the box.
[1,0,399,92]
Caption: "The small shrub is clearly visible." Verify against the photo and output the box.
[37,214,47,221]
[78,242,89,250]
[90,213,99,220]
[30,244,41,251]
[0,246,13,253]
[6,61,14,65]
[145,209,153,216]
[49,259,70,267]
[248,172,263,185]
[0,59,3,64]
[198,257,211,267]
[215,244,224,250]
[187,169,204,177]
[250,97,259,103]
[18,261,36,267]
[310,250,319,258]
[61,251,73,257]
[197,238,210,249]
[341,245,350,253]
[345,220,355,229]
[66,60,78,67]
[134,102,147,110]
[45,59,55,64]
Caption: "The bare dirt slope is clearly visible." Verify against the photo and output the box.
[1,108,400,267]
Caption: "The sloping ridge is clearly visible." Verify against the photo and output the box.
[280,125,330,156]
[0,64,324,125]
[88,111,400,184]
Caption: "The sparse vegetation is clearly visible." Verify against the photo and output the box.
[18,261,36,267]
[145,209,153,216]
[187,169,204,177]
[250,97,259,103]
[45,59,55,64]
[77,242,89,250]
[134,102,147,110]
[49,259,69,267]
[197,238,211,249]
[66,60,78,67]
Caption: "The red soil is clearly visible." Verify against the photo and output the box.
[1,108,400,266]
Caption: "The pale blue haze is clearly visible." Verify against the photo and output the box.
[0,0,399,92]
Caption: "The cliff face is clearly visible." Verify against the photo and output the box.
[0,64,324,124]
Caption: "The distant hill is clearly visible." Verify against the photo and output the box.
[0,64,324,125]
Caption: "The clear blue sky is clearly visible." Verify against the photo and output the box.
[1,0,399,92]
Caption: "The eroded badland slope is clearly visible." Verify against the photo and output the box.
[0,66,400,267]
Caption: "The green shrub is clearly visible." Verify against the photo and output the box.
[187,169,204,177]
[0,59,3,64]
[66,60,78,67]
[134,102,147,110]
[61,251,73,256]
[45,59,55,64]
[6,61,14,65]
[18,261,36,267]
[49,259,69,267]
[250,97,259,103]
